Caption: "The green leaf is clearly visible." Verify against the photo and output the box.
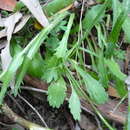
[123,0,130,13]
[112,0,130,43]
[123,17,130,43]
[27,53,44,78]
[13,1,25,12]
[0,11,69,103]
[115,78,127,97]
[14,56,31,96]
[55,14,74,58]
[14,11,68,95]
[83,5,105,30]
[46,37,60,51]
[97,53,109,88]
[75,66,108,104]
[106,10,127,58]
[105,58,127,81]
[112,0,122,26]
[42,68,58,83]
[107,11,127,44]
[48,77,66,108]
[69,88,81,120]
[27,11,69,59]
[82,0,110,38]
[0,53,24,104]
[42,56,60,83]
[107,0,129,53]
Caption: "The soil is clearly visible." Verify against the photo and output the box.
[0,89,124,130]
[0,91,70,130]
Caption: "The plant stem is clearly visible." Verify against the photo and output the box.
[1,103,52,130]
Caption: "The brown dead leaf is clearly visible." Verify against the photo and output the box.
[0,12,22,71]
[0,0,16,11]
[0,15,30,39]
[108,86,120,98]
[79,114,98,130]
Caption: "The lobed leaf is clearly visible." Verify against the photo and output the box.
[69,88,81,120]
[47,78,66,108]
[75,66,108,104]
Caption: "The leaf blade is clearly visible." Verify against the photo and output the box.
[75,66,108,104]
[47,78,66,108]
[105,58,127,81]
[69,88,81,120]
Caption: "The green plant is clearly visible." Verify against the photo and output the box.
[1,0,130,129]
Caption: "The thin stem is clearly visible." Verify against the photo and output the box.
[18,94,48,128]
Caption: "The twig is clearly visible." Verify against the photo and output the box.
[8,93,26,115]
[21,86,47,94]
[1,103,51,130]
[79,0,86,64]
[94,115,103,130]
[18,94,48,128]
[0,122,14,127]
[111,94,127,113]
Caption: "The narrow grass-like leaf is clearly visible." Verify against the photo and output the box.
[112,0,130,43]
[55,13,74,58]
[112,0,122,26]
[47,77,66,108]
[107,0,130,48]
[14,56,31,96]
[27,11,69,59]
[123,17,130,43]
[75,65,108,104]
[69,88,81,120]
[83,5,105,30]
[122,0,130,42]
[97,52,109,88]
[107,11,127,44]
[123,0,130,13]
[0,53,24,104]
[106,10,127,58]
[79,47,98,57]
[105,58,127,81]
[68,0,110,56]
[82,0,110,39]
[67,0,110,59]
